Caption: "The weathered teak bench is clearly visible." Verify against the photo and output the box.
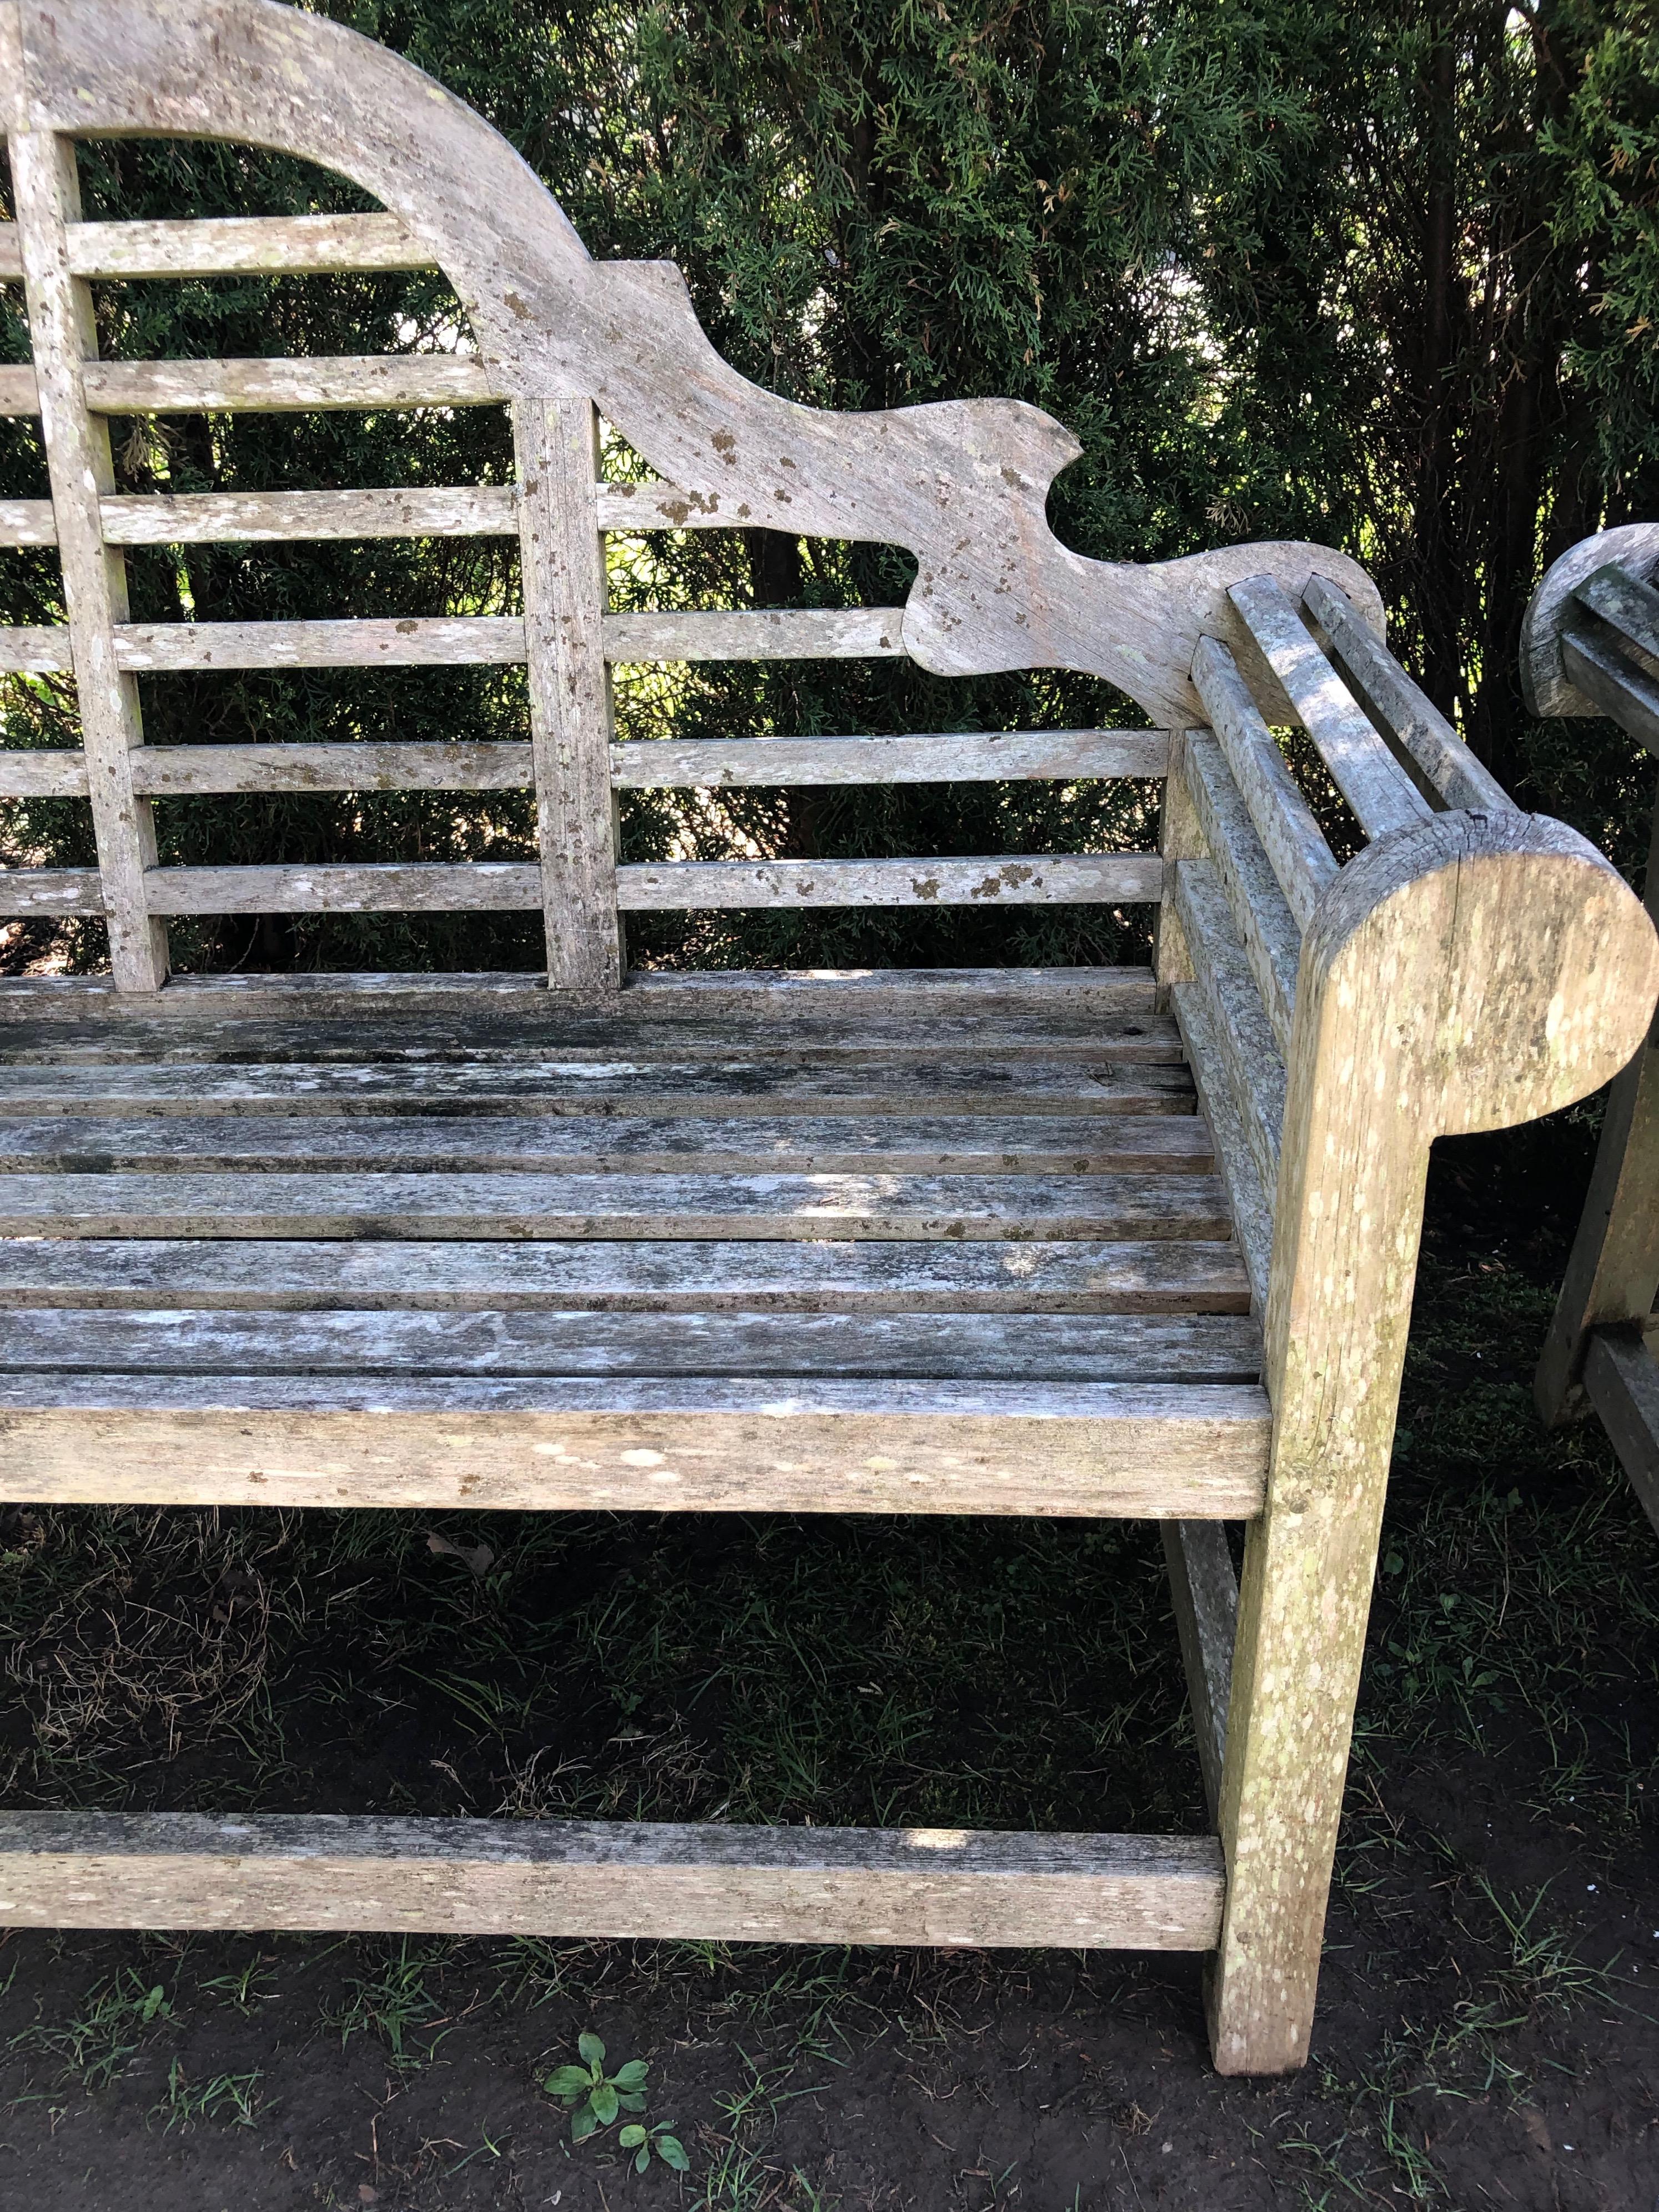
[1,0,1655,2077]
[1526,526,1659,1530]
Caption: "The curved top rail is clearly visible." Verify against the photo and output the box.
[1521,523,1659,718]
[1,0,1382,726]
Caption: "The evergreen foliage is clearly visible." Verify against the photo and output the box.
[2,0,1655,974]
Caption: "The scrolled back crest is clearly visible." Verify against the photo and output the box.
[4,0,1386,723]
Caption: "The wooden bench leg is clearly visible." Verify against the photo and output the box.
[1206,812,1656,2073]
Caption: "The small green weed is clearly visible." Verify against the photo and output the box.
[322,1939,451,2069]
[11,1970,170,2092]
[152,2057,266,2132]
[621,2119,691,2174]
[544,2030,649,2142]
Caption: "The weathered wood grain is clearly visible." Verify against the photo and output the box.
[11,130,168,990]
[0,964,1163,1023]
[82,355,505,413]
[1228,576,1432,841]
[102,485,516,543]
[140,862,541,914]
[515,396,621,990]
[1301,575,1513,815]
[0,869,103,915]
[1209,810,1659,2074]
[616,855,1164,909]
[609,729,1169,787]
[0,1306,1262,1381]
[127,743,534,794]
[1180,732,1299,1055]
[0,1374,1272,1517]
[113,617,525,671]
[1521,524,1659,716]
[0,1812,1225,1948]
[1167,973,1273,1317]
[0,623,70,672]
[0,1167,1233,1242]
[1170,861,1285,1203]
[0,1109,1214,1176]
[67,211,435,276]
[1160,1520,1239,1827]
[1561,627,1659,756]
[1582,1328,1659,1537]
[0,496,54,545]
[0,748,89,797]
[0,1235,1252,1315]
[1189,637,1338,932]
[1576,560,1659,670]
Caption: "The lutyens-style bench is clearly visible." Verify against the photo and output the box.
[1,0,1655,2077]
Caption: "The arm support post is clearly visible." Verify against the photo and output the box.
[1208,812,1658,2074]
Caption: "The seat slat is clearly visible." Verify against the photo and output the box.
[0,1111,1214,1176]
[0,1237,1251,1313]
[0,1373,1271,1517]
[0,1058,1193,1116]
[0,1169,1233,1242]
[0,1811,1224,1950]
[0,1010,1182,1065]
[0,1308,1261,1380]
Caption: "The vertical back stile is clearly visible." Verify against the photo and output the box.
[10,130,169,990]
[514,396,622,994]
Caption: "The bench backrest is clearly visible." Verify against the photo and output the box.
[0,0,1394,995]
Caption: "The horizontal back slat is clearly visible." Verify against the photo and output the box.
[0,732,1167,800]
[1,211,435,280]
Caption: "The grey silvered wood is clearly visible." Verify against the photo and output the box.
[0,869,103,915]
[1521,526,1659,716]
[1301,576,1513,816]
[617,855,1163,910]
[0,1812,1225,1949]
[1582,1329,1659,1537]
[0,623,69,672]
[609,730,1169,787]
[1535,783,1659,1425]
[9,130,168,990]
[0,1110,1214,1176]
[1575,562,1659,672]
[0,1167,1234,1242]
[1170,861,1286,1205]
[1167,967,1273,1316]
[1226,576,1432,841]
[0,1372,1273,1519]
[142,861,541,915]
[0,1236,1252,1315]
[67,211,433,276]
[0,964,1163,1024]
[1181,731,1299,1055]
[515,396,621,991]
[0,365,39,415]
[1560,628,1659,756]
[1160,1520,1239,1827]
[0,1307,1263,1381]
[102,610,907,674]
[0,748,88,796]
[1189,637,1338,932]
[83,354,504,412]
[127,743,535,794]
[103,485,517,543]
[0,495,54,544]
[115,616,525,671]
